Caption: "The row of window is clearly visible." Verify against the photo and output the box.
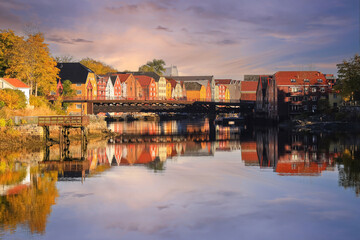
[291,96,319,101]
[290,105,317,111]
[291,87,326,93]
[290,79,323,83]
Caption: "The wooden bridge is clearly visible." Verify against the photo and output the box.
[38,116,89,159]
[58,98,255,115]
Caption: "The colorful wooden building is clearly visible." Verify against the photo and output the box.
[57,63,97,114]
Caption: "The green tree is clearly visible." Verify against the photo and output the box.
[0,29,22,77]
[139,59,166,75]
[336,54,360,102]
[80,57,117,75]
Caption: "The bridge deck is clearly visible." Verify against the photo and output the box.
[38,116,89,127]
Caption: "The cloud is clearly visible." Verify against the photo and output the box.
[46,35,93,44]
[155,25,172,32]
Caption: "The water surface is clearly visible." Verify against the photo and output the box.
[1,119,359,240]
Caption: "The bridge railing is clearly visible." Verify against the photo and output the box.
[38,116,89,127]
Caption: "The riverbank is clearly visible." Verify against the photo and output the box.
[0,115,110,151]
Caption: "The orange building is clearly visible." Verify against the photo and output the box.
[184,82,202,101]
[135,76,157,100]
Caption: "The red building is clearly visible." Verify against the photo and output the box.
[135,76,157,100]
[97,76,107,99]
[240,81,258,101]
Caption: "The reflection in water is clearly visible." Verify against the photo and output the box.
[1,120,360,238]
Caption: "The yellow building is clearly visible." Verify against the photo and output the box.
[225,88,230,102]
[200,85,206,100]
[57,63,97,114]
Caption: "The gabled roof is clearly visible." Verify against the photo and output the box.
[274,71,327,86]
[184,82,202,91]
[117,71,160,82]
[1,78,30,88]
[241,81,258,92]
[166,78,178,89]
[111,73,132,83]
[57,63,94,84]
[110,76,118,86]
[215,79,232,85]
[135,75,154,87]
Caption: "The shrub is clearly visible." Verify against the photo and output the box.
[0,89,27,110]
[30,95,49,108]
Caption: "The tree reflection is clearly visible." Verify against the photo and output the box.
[336,149,360,196]
[0,167,59,234]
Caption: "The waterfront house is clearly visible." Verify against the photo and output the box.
[166,76,214,101]
[256,71,330,120]
[135,75,157,100]
[110,75,122,99]
[329,89,342,109]
[215,79,232,102]
[172,81,184,100]
[274,71,329,119]
[166,78,177,100]
[184,82,202,101]
[0,78,31,104]
[103,76,113,99]
[255,75,277,120]
[111,73,140,100]
[57,62,97,114]
[240,81,258,101]
[157,77,167,100]
[97,76,107,99]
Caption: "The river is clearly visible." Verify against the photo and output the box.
[0,118,359,240]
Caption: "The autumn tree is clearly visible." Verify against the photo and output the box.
[0,29,22,77]
[4,31,59,96]
[80,57,117,75]
[336,54,360,101]
[139,59,166,76]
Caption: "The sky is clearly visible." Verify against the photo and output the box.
[0,0,359,79]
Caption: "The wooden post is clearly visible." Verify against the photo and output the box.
[59,127,63,160]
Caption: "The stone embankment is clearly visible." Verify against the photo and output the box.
[0,115,109,151]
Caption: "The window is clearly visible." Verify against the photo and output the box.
[303,105,308,111]
[77,90,82,95]
[305,87,308,92]
[76,83,82,87]
[312,87,316,92]
[333,93,337,99]
[320,87,325,93]
[76,104,82,109]
[304,79,309,82]
[312,96,317,101]
[290,79,296,82]
[312,105,317,111]
[317,79,323,83]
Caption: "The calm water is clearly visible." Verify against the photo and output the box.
[1,119,360,240]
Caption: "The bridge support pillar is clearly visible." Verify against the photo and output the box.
[87,102,93,115]
[208,104,216,141]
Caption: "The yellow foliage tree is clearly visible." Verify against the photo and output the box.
[5,32,59,96]
[80,57,117,75]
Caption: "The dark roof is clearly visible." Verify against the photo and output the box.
[117,71,160,82]
[57,63,94,84]
[167,76,213,81]
[184,82,202,91]
[110,76,118,85]
[215,79,232,85]
[243,75,270,81]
